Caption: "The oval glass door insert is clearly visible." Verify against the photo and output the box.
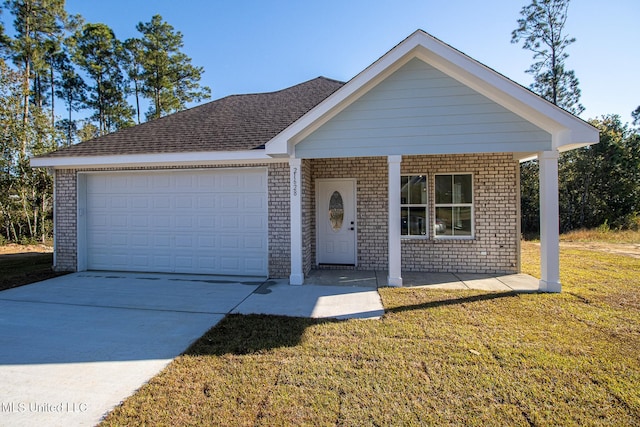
[329,191,344,232]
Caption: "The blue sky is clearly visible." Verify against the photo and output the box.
[45,1,640,122]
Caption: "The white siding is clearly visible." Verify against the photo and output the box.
[295,58,551,158]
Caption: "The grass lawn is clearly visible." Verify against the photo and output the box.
[93,242,637,425]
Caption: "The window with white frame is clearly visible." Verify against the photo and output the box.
[401,175,427,236]
[434,173,473,237]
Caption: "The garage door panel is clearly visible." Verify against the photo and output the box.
[132,255,150,268]
[175,216,194,229]
[243,194,266,208]
[175,197,194,209]
[198,217,215,229]
[151,175,170,189]
[87,214,108,227]
[151,216,171,228]
[153,197,171,209]
[153,235,171,247]
[130,216,148,227]
[130,174,149,188]
[132,198,149,209]
[220,195,240,209]
[245,256,266,270]
[175,256,193,269]
[197,196,215,209]
[244,216,267,229]
[85,169,268,276]
[175,174,194,188]
[110,216,128,227]
[220,215,239,230]
[110,233,128,246]
[88,196,107,209]
[244,235,265,249]
[198,236,215,248]
[109,175,129,190]
[220,235,238,249]
[175,235,194,248]
[110,196,128,209]
[130,234,149,247]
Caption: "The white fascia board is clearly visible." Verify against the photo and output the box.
[30,150,285,169]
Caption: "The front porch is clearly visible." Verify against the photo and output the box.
[288,154,554,291]
[305,269,540,292]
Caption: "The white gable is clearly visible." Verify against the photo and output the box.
[295,58,551,158]
[266,30,598,159]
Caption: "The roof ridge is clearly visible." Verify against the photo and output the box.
[224,76,345,98]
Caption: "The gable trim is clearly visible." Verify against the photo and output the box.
[265,30,598,158]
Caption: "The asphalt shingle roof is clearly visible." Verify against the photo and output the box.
[39,77,344,158]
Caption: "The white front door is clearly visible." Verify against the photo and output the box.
[317,179,356,265]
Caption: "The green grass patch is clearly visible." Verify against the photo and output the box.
[0,252,65,291]
[101,244,640,426]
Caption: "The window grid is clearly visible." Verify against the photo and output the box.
[401,175,428,237]
[434,173,474,238]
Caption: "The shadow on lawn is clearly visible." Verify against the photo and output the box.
[0,252,66,292]
[385,291,523,315]
[186,292,527,356]
[185,314,340,356]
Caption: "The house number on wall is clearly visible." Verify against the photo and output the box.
[292,167,298,196]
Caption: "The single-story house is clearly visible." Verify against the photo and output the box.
[31,30,599,292]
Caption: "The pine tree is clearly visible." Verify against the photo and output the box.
[3,0,67,154]
[123,37,143,124]
[511,0,584,114]
[132,15,210,120]
[54,49,86,146]
[68,22,133,135]
[511,0,585,235]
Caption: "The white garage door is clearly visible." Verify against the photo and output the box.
[84,169,268,276]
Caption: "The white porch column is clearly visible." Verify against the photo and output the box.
[387,155,403,287]
[538,150,561,292]
[289,158,304,285]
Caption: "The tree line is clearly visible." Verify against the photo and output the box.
[513,0,639,236]
[0,0,210,243]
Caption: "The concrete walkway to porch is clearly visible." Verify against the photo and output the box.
[231,270,538,321]
[304,270,540,292]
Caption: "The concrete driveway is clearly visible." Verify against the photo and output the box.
[0,272,263,427]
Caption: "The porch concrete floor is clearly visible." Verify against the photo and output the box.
[304,270,540,292]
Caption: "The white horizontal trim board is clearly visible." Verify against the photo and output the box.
[295,58,551,159]
[77,168,268,276]
[31,150,284,169]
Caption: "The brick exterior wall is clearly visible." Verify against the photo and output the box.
[54,169,78,271]
[301,159,314,275]
[53,153,519,277]
[309,153,520,274]
[401,153,520,274]
[53,164,293,278]
[267,163,291,278]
